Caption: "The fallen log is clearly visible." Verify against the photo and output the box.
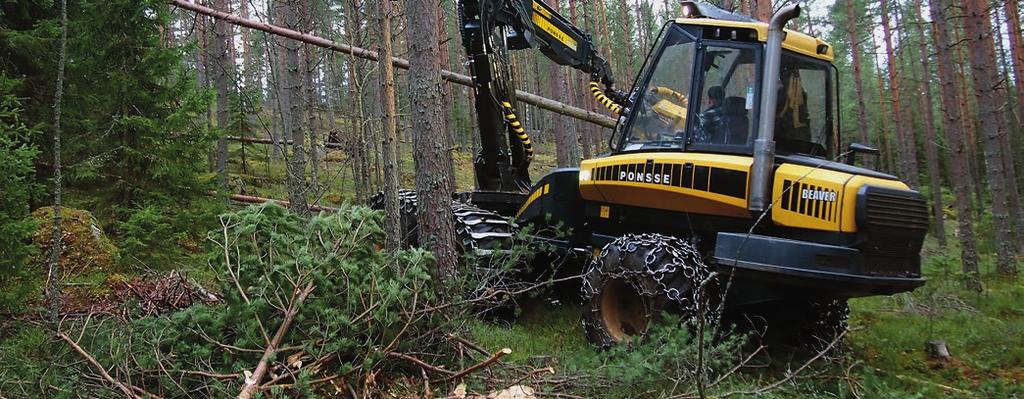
[169,0,618,129]
[226,136,345,150]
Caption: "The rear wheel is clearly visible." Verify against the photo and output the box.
[581,233,713,347]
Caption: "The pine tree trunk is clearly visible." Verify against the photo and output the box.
[616,2,636,81]
[437,5,457,188]
[284,0,308,214]
[545,0,578,167]
[754,0,772,22]
[953,24,984,208]
[269,0,284,161]
[47,0,68,325]
[993,6,1024,250]
[911,0,946,246]
[1005,0,1024,122]
[345,0,370,203]
[407,0,458,277]
[377,0,401,251]
[213,0,232,189]
[301,0,319,198]
[870,33,894,174]
[880,0,919,188]
[845,0,872,168]
[963,0,1019,275]
[929,0,981,291]
[572,0,594,159]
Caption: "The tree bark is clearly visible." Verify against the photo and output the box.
[301,0,320,198]
[377,0,401,251]
[845,0,872,168]
[870,33,894,174]
[879,0,919,188]
[213,0,232,189]
[546,0,579,167]
[283,0,308,214]
[754,0,772,22]
[993,5,1024,251]
[930,0,981,291]
[1004,0,1024,123]
[962,0,1019,275]
[911,0,946,246]
[953,23,984,208]
[407,0,458,277]
[169,0,618,128]
[47,0,68,325]
[344,1,367,202]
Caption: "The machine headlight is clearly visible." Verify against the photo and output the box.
[579,168,591,181]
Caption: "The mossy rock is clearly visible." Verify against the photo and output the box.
[30,207,119,281]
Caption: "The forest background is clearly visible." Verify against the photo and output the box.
[1,0,1023,397]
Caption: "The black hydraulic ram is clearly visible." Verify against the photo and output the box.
[458,0,625,194]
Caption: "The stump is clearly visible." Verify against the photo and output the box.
[926,339,952,362]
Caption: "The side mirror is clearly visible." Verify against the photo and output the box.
[845,142,879,165]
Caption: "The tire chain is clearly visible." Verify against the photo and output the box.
[581,233,719,327]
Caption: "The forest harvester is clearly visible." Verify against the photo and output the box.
[382,1,928,345]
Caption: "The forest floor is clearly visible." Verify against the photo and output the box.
[3,141,1021,398]
[462,232,1024,398]
[226,139,1024,397]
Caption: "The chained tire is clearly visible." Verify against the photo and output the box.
[581,233,714,347]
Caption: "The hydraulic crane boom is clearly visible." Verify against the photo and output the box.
[458,0,626,196]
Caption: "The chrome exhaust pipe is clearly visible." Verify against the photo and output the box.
[749,4,801,213]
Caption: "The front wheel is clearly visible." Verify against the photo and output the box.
[581,234,714,347]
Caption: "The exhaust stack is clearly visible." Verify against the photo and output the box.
[748,4,801,213]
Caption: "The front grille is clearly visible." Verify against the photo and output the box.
[857,186,928,276]
[858,187,930,232]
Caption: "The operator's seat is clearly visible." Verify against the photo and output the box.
[722,96,749,144]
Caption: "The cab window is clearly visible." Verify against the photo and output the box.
[690,44,758,147]
[774,53,834,157]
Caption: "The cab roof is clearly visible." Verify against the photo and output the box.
[674,18,835,62]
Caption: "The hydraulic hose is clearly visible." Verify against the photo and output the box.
[589,81,624,114]
[651,86,689,107]
[501,101,534,161]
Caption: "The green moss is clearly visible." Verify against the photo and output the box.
[29,207,119,280]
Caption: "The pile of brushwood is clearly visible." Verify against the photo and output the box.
[0,203,842,398]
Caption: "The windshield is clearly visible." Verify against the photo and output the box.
[622,25,697,151]
[690,44,758,147]
[774,53,835,157]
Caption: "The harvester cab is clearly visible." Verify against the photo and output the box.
[448,0,928,345]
